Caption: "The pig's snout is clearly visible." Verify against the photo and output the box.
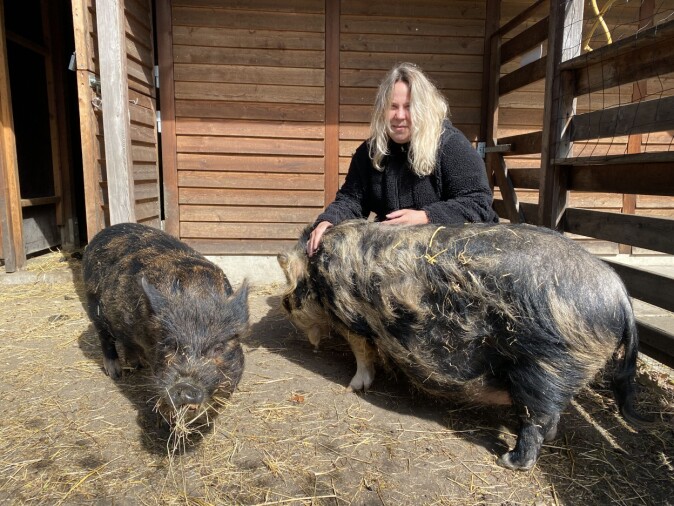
[169,382,205,408]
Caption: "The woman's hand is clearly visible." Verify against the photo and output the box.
[381,209,429,225]
[307,221,333,256]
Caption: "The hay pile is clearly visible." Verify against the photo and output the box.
[0,251,672,505]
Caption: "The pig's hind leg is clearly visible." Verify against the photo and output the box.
[497,410,561,471]
[497,363,567,471]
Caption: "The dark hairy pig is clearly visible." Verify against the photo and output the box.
[278,220,647,471]
[82,222,248,425]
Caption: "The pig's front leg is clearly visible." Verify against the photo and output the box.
[343,332,377,391]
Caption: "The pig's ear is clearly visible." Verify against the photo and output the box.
[277,253,289,271]
[226,280,250,327]
[140,276,167,314]
[299,225,312,246]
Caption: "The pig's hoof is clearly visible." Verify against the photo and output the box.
[347,370,374,392]
[496,451,536,471]
[103,357,123,380]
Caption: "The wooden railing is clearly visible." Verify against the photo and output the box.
[483,0,674,368]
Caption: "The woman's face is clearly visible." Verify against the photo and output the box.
[387,80,412,144]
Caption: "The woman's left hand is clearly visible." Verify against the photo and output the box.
[382,209,429,225]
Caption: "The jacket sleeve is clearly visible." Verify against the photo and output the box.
[422,127,498,224]
[314,143,371,226]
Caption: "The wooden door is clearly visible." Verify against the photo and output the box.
[72,0,160,240]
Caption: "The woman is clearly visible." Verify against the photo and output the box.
[307,62,498,256]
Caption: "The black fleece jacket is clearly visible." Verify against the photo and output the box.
[316,121,499,226]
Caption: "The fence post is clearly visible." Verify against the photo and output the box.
[538,0,584,230]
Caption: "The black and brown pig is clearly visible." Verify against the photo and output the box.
[82,222,248,425]
[278,220,646,471]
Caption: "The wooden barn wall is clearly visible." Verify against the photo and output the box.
[164,0,495,255]
[168,0,326,255]
[497,0,674,254]
[337,1,487,185]
[161,0,671,256]
[72,0,159,239]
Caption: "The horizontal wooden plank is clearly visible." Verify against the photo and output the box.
[177,170,324,190]
[175,119,324,139]
[565,208,674,255]
[185,237,297,255]
[636,320,674,369]
[500,16,548,65]
[340,104,479,126]
[135,200,160,221]
[340,87,481,107]
[497,131,542,155]
[341,15,485,37]
[171,7,325,32]
[507,167,539,189]
[177,153,324,173]
[129,104,156,127]
[340,33,484,55]
[565,160,674,196]
[181,221,306,239]
[566,19,674,96]
[180,204,318,223]
[172,26,325,50]
[561,18,674,70]
[133,164,158,180]
[179,187,323,207]
[499,55,547,96]
[340,68,483,90]
[130,123,156,144]
[125,36,152,66]
[492,199,538,225]
[173,45,325,68]
[496,0,548,38]
[341,0,485,19]
[131,145,157,163]
[176,100,325,122]
[134,181,160,200]
[175,82,324,104]
[171,0,324,13]
[177,136,324,156]
[340,52,484,73]
[603,260,674,312]
[514,190,629,209]
[21,196,60,207]
[174,64,324,86]
[571,96,674,142]
[499,107,544,126]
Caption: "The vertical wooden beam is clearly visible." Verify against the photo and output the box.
[0,0,25,272]
[481,0,500,151]
[538,0,584,230]
[156,0,178,237]
[620,0,654,254]
[324,0,340,207]
[483,0,524,224]
[96,0,136,224]
[72,0,103,240]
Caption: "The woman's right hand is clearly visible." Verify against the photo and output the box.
[307,221,333,256]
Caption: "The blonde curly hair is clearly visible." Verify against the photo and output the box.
[369,62,449,177]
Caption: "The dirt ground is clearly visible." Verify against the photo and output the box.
[0,252,673,505]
